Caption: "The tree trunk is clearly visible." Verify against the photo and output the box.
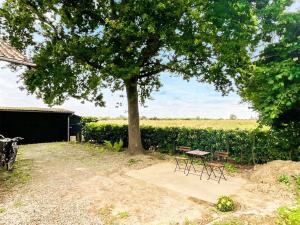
[125,78,144,154]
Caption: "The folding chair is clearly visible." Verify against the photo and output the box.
[174,146,191,173]
[207,151,229,183]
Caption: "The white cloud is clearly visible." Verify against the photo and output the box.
[286,0,300,12]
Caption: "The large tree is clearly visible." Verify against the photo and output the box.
[240,12,300,128]
[240,11,300,160]
[0,0,293,153]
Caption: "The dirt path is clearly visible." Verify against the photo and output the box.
[0,143,212,225]
[0,143,298,225]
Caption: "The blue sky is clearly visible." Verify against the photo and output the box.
[0,63,256,119]
[0,0,299,118]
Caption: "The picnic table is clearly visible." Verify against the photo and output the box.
[186,150,211,179]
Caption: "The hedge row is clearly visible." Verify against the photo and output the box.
[83,123,298,164]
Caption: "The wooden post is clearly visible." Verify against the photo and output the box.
[67,115,70,141]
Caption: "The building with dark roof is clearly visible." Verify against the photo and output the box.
[0,107,79,143]
[0,39,36,67]
[0,41,82,143]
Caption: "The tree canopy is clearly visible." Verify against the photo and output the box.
[0,0,294,153]
[240,10,300,160]
[240,12,300,128]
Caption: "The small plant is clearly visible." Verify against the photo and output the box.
[13,200,25,208]
[156,153,166,160]
[98,205,129,224]
[278,174,291,186]
[224,163,237,174]
[216,196,235,212]
[1,158,32,190]
[103,140,113,149]
[183,218,197,225]
[98,204,117,225]
[0,207,6,213]
[213,220,241,225]
[113,139,124,152]
[104,139,123,152]
[117,211,130,219]
[277,200,300,225]
[127,158,142,166]
[295,175,300,187]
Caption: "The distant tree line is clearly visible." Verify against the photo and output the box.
[81,115,257,121]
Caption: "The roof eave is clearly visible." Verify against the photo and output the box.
[0,110,74,115]
[0,56,36,67]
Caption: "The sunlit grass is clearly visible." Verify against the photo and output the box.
[0,151,32,192]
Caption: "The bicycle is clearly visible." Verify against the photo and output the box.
[0,135,23,171]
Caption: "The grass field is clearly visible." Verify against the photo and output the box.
[96,119,258,130]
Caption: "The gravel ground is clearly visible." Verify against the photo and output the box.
[0,143,298,225]
[0,143,211,225]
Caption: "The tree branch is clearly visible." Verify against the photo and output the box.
[140,35,161,66]
[25,2,59,35]
[110,0,116,18]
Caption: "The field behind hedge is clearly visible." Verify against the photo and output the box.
[83,122,298,164]
[95,119,258,130]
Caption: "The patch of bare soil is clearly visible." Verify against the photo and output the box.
[205,160,300,225]
[244,160,299,203]
[0,143,211,225]
[208,214,278,225]
[0,143,299,225]
[250,160,300,184]
[234,161,299,223]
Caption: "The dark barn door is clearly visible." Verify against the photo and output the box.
[0,111,69,143]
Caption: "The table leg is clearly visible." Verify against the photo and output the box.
[183,158,189,174]
[186,157,194,176]
[200,158,209,179]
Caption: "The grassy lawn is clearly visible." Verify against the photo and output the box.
[96,119,258,130]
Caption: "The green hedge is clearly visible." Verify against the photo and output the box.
[83,123,298,164]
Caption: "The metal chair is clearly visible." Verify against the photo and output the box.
[174,146,191,173]
[207,151,229,183]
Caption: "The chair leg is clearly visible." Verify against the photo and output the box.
[174,158,180,172]
[203,162,210,176]
[186,158,194,176]
[211,168,217,178]
[191,161,197,173]
[200,164,205,180]
[207,166,213,180]
[183,159,189,174]
[207,165,218,180]
[175,158,190,173]
[208,167,217,178]
[218,166,226,183]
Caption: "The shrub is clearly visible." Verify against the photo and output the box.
[224,163,237,174]
[278,174,291,186]
[103,139,124,152]
[216,196,235,212]
[81,116,99,126]
[277,200,300,225]
[82,123,296,163]
[113,139,124,152]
